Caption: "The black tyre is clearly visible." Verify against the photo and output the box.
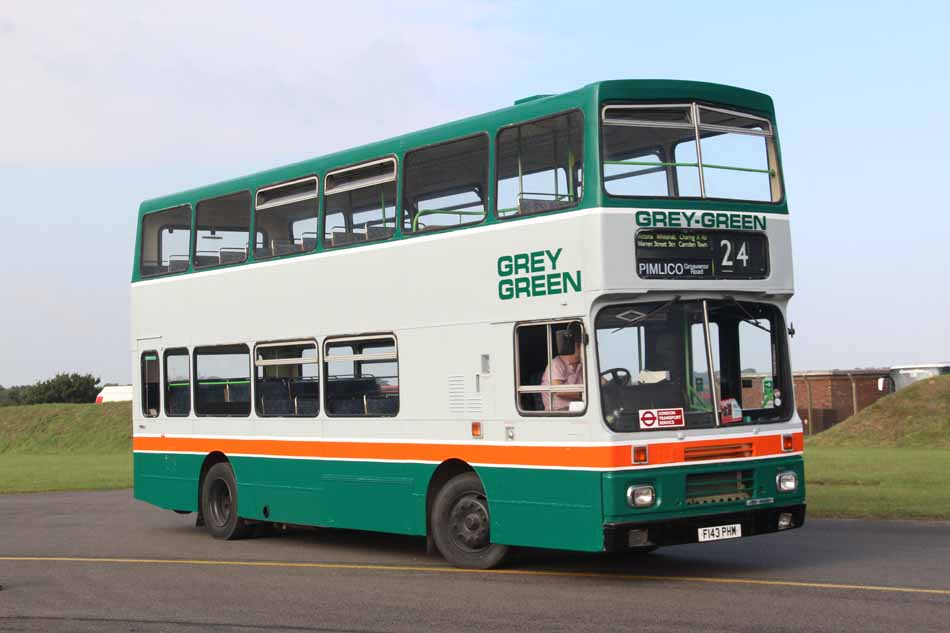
[431,472,508,569]
[200,462,252,540]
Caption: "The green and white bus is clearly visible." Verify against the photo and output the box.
[132,80,805,568]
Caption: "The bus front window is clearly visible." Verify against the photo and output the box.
[601,103,781,203]
[596,299,792,432]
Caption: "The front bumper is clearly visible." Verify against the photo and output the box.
[603,503,806,551]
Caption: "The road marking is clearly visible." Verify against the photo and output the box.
[2,556,948,596]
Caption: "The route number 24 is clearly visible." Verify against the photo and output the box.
[720,239,749,269]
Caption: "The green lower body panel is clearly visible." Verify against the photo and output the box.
[602,455,806,524]
[134,452,804,553]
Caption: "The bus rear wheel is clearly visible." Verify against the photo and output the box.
[201,462,252,540]
[431,472,508,569]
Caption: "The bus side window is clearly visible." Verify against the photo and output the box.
[515,321,586,415]
[402,134,489,234]
[164,348,191,417]
[255,341,319,417]
[497,110,584,218]
[139,205,191,277]
[324,159,397,248]
[194,192,252,269]
[254,177,319,260]
[194,345,252,417]
[324,336,399,417]
[141,352,160,418]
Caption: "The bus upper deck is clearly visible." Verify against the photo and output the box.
[134,79,788,284]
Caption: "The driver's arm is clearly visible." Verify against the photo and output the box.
[551,378,583,401]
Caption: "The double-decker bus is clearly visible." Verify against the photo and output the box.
[132,80,804,569]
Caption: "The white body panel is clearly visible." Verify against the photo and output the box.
[131,207,801,445]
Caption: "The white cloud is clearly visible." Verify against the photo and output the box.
[0,1,518,167]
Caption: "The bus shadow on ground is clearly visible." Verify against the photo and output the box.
[239,521,855,578]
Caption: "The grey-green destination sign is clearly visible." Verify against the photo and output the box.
[635,210,767,231]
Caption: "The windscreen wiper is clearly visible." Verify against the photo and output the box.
[723,296,771,334]
[612,296,680,333]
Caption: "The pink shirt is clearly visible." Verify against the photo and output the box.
[540,355,584,411]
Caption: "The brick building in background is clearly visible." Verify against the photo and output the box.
[792,370,889,434]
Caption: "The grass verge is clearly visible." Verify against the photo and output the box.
[0,454,132,493]
[805,446,950,520]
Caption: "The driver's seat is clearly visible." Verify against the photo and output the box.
[524,369,545,411]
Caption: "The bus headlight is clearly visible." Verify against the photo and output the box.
[627,485,655,508]
[776,472,798,493]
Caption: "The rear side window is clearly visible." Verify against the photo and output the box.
[194,345,251,416]
[402,135,488,234]
[194,192,252,269]
[497,111,584,218]
[255,341,319,417]
[139,205,191,277]
[164,348,190,417]
[324,159,397,248]
[141,352,160,417]
[254,177,319,259]
[324,336,399,416]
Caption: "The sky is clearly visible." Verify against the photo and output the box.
[1,1,948,386]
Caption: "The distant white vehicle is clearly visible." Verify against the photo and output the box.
[878,364,950,392]
[95,385,133,403]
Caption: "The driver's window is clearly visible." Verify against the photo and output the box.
[515,321,586,415]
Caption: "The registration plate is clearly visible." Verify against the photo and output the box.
[697,523,742,542]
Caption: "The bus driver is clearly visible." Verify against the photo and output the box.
[541,323,585,411]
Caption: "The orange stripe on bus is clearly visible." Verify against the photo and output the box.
[132,432,803,469]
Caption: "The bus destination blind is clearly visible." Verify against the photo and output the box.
[636,229,768,280]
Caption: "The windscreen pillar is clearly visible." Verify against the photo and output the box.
[717,320,741,405]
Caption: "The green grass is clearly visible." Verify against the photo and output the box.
[0,402,131,493]
[804,376,950,519]
[805,446,950,519]
[0,454,132,493]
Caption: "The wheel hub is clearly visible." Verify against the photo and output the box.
[449,494,490,552]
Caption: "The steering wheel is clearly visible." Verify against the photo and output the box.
[600,367,632,386]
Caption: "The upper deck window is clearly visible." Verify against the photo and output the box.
[403,135,488,234]
[497,111,584,218]
[194,191,251,269]
[602,103,780,203]
[254,177,319,259]
[139,205,191,277]
[324,159,397,248]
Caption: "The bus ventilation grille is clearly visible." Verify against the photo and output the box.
[685,470,754,506]
[684,443,754,462]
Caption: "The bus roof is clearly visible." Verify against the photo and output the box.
[137,79,776,217]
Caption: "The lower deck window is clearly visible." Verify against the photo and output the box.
[324,336,399,416]
[194,345,251,416]
[141,352,160,417]
[255,341,319,417]
[164,348,190,416]
[515,321,587,414]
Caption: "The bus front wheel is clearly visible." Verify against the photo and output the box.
[431,472,508,569]
[200,462,252,540]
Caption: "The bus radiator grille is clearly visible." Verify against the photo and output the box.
[685,470,754,506]
[684,443,754,462]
